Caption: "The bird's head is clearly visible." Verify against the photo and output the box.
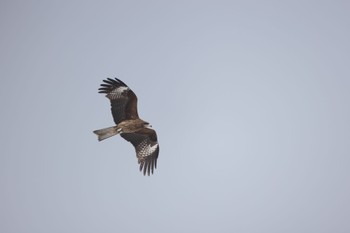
[144,122,152,128]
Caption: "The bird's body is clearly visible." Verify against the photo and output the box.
[118,119,149,133]
[93,78,159,176]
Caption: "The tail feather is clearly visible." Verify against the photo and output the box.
[93,126,119,141]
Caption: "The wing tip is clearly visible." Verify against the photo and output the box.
[139,159,157,176]
[98,78,128,93]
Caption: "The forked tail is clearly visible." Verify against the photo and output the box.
[93,126,119,141]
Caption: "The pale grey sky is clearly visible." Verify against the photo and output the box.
[1,1,350,233]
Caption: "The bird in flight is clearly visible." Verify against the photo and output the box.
[93,78,159,176]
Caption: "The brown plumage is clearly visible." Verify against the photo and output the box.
[93,78,159,176]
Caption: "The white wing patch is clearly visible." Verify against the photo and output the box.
[106,86,129,99]
[138,140,158,157]
[149,143,159,154]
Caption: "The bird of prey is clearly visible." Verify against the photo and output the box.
[93,78,159,176]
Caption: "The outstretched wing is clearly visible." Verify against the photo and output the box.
[98,78,139,124]
[121,128,159,176]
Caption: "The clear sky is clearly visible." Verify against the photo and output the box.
[1,1,350,233]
